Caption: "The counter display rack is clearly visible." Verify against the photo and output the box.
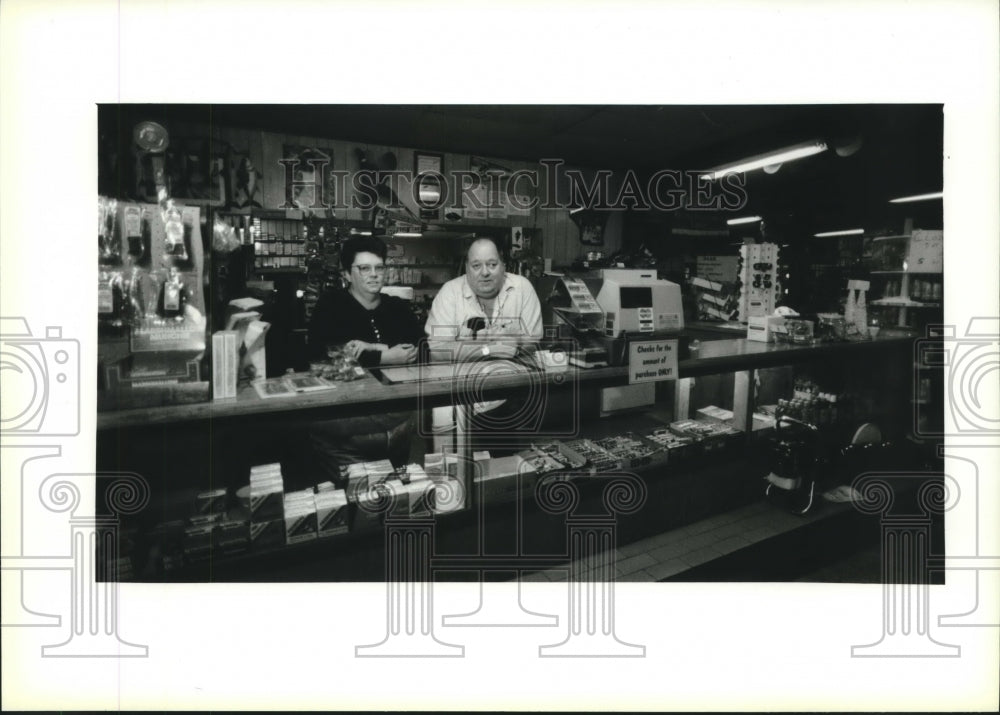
[96,333,931,582]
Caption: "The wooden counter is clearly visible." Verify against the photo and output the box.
[96,334,915,431]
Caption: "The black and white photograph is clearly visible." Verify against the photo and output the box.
[1,0,998,712]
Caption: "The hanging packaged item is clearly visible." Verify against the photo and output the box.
[161,198,188,260]
[159,267,185,318]
[98,197,121,263]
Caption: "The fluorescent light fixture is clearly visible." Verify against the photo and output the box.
[889,191,943,203]
[726,215,762,226]
[814,228,864,237]
[701,140,828,181]
[393,232,422,238]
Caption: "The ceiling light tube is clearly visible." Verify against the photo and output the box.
[814,228,864,237]
[392,232,423,238]
[727,215,762,226]
[889,191,943,203]
[701,140,828,181]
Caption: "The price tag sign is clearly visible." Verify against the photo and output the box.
[628,339,678,384]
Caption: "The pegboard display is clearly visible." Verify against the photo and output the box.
[97,197,209,408]
[736,242,781,323]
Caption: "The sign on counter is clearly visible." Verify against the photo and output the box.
[628,339,679,384]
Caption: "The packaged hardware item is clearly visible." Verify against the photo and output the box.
[98,196,121,263]
[644,428,695,461]
[562,438,621,473]
[161,199,188,259]
[594,433,666,470]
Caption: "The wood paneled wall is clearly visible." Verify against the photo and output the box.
[167,118,623,267]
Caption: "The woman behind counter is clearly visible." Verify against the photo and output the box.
[306,235,425,485]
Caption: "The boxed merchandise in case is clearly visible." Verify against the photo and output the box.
[315,490,349,538]
[194,488,228,515]
[250,478,284,521]
[594,433,668,470]
[562,438,622,473]
[284,494,318,545]
[249,519,285,549]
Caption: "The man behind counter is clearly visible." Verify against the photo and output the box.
[425,237,543,358]
[306,235,424,484]
[425,237,544,431]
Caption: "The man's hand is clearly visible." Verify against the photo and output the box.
[381,343,418,365]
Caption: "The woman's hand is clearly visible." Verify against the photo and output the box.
[381,343,418,365]
[344,340,379,360]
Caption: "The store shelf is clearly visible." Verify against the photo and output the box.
[251,267,307,274]
[386,263,453,268]
[871,299,941,308]
[870,270,943,274]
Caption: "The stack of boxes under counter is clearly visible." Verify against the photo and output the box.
[135,409,780,576]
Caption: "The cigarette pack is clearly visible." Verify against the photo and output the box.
[218,519,250,553]
[183,524,216,561]
[315,490,350,538]
[284,496,318,545]
[194,488,228,515]
[249,518,285,549]
[188,512,224,527]
[383,479,410,517]
[353,487,387,530]
[250,479,284,521]
[406,479,435,516]
[212,330,239,399]
[250,464,283,483]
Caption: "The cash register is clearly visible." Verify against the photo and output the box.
[540,268,686,367]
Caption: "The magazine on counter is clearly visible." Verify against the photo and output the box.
[252,374,337,399]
